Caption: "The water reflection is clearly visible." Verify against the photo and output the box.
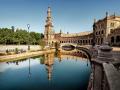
[0,50,91,90]
[6,58,26,65]
[3,50,90,81]
[43,53,54,80]
[28,58,31,78]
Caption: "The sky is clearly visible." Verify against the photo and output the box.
[0,0,120,33]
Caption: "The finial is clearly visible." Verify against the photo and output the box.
[106,11,108,17]
[48,7,51,12]
[60,29,62,34]
[94,18,96,23]
[114,12,116,17]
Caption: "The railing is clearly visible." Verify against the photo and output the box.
[88,42,120,90]
[103,63,120,90]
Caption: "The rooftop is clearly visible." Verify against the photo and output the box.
[61,31,92,37]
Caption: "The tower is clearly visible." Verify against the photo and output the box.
[44,7,54,46]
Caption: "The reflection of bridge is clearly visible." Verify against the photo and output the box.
[60,49,92,62]
[61,50,89,59]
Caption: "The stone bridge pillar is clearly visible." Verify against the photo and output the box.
[89,42,114,90]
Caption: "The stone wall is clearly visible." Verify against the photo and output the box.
[0,45,41,52]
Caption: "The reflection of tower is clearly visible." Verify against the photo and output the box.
[44,53,54,80]
[46,65,52,80]
[44,7,54,46]
[28,58,31,78]
[57,51,62,62]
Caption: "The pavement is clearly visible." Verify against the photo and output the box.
[0,49,55,62]
[112,47,120,61]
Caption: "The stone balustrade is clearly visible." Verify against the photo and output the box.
[88,42,120,90]
[103,63,120,90]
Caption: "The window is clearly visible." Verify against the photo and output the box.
[101,30,103,34]
[116,36,120,42]
[110,23,115,27]
[111,37,114,43]
[99,31,100,35]
[96,32,98,35]
[110,29,113,33]
[101,38,103,44]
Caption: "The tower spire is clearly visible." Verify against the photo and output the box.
[47,7,51,18]
[46,7,53,27]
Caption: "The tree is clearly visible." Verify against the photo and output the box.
[0,27,44,45]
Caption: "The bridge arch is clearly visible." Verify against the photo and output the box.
[76,46,92,61]
[60,43,92,61]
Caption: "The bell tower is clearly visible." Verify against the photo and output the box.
[44,7,54,46]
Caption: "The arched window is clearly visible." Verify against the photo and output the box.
[116,36,120,43]
[91,39,93,44]
[111,37,114,43]
[89,40,90,44]
[96,32,98,35]
[83,40,85,44]
[101,38,103,44]
[98,38,100,45]
[101,30,103,34]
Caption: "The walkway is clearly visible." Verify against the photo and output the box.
[112,47,120,61]
[0,49,55,62]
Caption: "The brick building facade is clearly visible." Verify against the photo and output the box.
[44,7,120,47]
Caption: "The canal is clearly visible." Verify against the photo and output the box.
[0,51,91,90]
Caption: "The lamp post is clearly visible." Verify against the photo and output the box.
[27,24,30,51]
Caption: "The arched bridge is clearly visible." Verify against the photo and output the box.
[60,43,91,49]
[60,43,93,60]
